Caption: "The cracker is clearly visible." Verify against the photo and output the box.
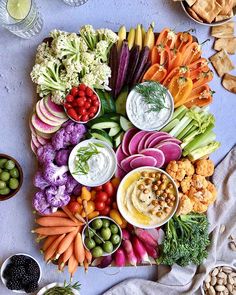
[211,22,235,38]
[185,0,197,6]
[187,7,204,22]
[209,49,235,77]
[218,0,234,14]
[215,10,234,21]
[192,0,222,23]
[222,73,236,93]
[214,38,236,54]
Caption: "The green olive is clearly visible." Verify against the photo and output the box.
[85,228,94,238]
[84,238,96,250]
[0,159,7,168]
[91,246,103,258]
[0,171,10,182]
[102,241,113,253]
[10,167,19,178]
[100,228,111,241]
[110,224,119,234]
[0,187,10,195]
[4,160,15,170]
[102,219,110,228]
[9,178,19,190]
[0,180,6,189]
[110,234,121,245]
[91,218,103,230]
[94,235,103,245]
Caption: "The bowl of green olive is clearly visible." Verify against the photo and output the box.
[0,154,23,201]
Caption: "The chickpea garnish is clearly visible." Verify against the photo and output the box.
[166,198,171,204]
[164,207,171,214]
[156,212,162,217]
[152,200,158,206]
[160,184,166,190]
[138,184,145,190]
[157,180,162,185]
[150,209,156,215]
[145,178,152,185]
[143,189,149,194]
[155,172,161,178]
[169,201,174,207]
[149,172,156,178]
[168,183,173,189]
[163,192,167,198]
[152,184,158,191]
[170,195,176,201]
[161,174,167,180]
[160,200,166,206]
[141,171,148,177]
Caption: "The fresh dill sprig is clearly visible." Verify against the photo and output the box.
[135,81,169,113]
[44,281,81,295]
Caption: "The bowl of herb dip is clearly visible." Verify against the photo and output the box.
[68,139,117,187]
[126,81,174,131]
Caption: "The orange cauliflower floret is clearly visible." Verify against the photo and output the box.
[182,158,195,176]
[195,159,214,177]
[180,176,192,193]
[192,200,208,213]
[192,174,208,190]
[176,193,193,215]
[166,159,194,182]
[207,181,217,198]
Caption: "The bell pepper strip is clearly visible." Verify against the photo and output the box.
[192,70,214,89]
[181,42,202,65]
[151,44,171,68]
[142,63,167,82]
[174,31,193,53]
[190,65,210,81]
[168,76,193,108]
[183,84,212,104]
[156,28,177,49]
[162,65,189,87]
[184,87,214,108]
[168,51,183,72]
[189,58,209,79]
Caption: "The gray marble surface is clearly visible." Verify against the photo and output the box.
[0,0,235,294]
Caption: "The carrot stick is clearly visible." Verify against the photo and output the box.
[74,232,85,265]
[55,228,79,259]
[44,234,66,263]
[35,217,78,227]
[57,255,64,272]
[74,212,86,224]
[85,249,92,265]
[61,241,74,268]
[32,226,77,236]
[41,235,59,252]
[62,206,82,224]
[44,211,68,218]
[68,254,78,280]
[83,258,89,273]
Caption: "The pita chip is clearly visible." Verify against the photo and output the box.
[209,49,235,77]
[214,38,236,54]
[192,0,222,23]
[187,7,204,22]
[222,73,236,93]
[211,22,235,38]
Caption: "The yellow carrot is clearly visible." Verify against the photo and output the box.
[74,233,85,265]
[44,234,66,262]
[35,217,78,227]
[55,229,78,259]
[41,235,59,252]
[32,226,77,236]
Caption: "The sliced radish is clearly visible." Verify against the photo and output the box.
[31,140,37,155]
[31,113,60,134]
[31,134,42,148]
[137,132,152,153]
[122,128,138,156]
[39,99,67,123]
[160,138,182,145]
[29,120,36,136]
[121,155,144,172]
[155,142,182,166]
[115,166,126,179]
[116,145,127,168]
[128,131,147,155]
[130,156,157,169]
[36,101,62,127]
[35,129,52,139]
[148,135,173,148]
[36,134,49,146]
[145,132,169,149]
[44,96,67,119]
[140,148,165,168]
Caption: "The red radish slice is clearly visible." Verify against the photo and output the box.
[31,113,60,134]
[122,128,138,156]
[44,96,67,119]
[148,135,173,148]
[121,155,144,172]
[115,166,126,179]
[36,134,49,146]
[137,132,152,153]
[128,131,147,155]
[142,132,157,149]
[116,145,127,168]
[145,132,169,148]
[39,99,67,123]
[130,156,157,169]
[36,101,62,127]
[31,140,37,155]
[140,148,165,168]
[31,134,41,149]
[155,142,182,166]
[160,138,182,145]
[35,129,52,139]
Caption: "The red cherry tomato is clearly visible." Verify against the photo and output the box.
[95,186,103,191]
[79,83,86,91]
[67,108,78,120]
[87,98,92,104]
[78,107,87,115]
[91,94,98,101]
[67,201,80,214]
[88,106,96,114]
[100,206,110,216]
[89,112,95,119]
[103,182,115,198]
[84,102,91,109]
[92,100,99,107]
[78,90,85,97]
[86,87,93,97]
[64,103,72,109]
[76,98,85,107]
[71,87,79,97]
[96,191,108,202]
[105,197,112,206]
[81,114,89,122]
[95,201,105,211]
[71,101,78,107]
[66,94,74,102]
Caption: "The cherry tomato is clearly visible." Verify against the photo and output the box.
[78,90,85,97]
[71,87,79,96]
[95,201,105,211]
[95,186,103,191]
[86,87,93,97]
[64,103,72,109]
[96,191,108,202]
[84,102,91,109]
[103,182,114,198]
[71,101,78,107]
[67,108,78,120]
[78,107,87,115]
[76,98,85,107]
[67,201,80,214]
[105,197,112,206]
[89,112,95,118]
[88,106,97,114]
[66,94,74,102]
[79,83,86,91]
[92,100,99,107]
[91,94,98,101]
[81,114,89,122]
[100,206,110,216]
[87,98,92,104]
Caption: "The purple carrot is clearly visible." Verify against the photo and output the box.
[109,43,119,97]
[97,255,113,268]
[122,240,137,266]
[127,45,140,85]
[122,229,131,241]
[114,248,126,267]
[132,236,151,264]
[134,228,158,248]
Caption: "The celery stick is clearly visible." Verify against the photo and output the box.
[161,119,179,132]
[188,141,221,161]
[169,116,192,138]
[172,106,188,120]
[184,125,198,138]
[177,123,197,140]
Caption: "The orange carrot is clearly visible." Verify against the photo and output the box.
[68,254,78,279]
[44,234,66,262]
[55,228,79,259]
[62,206,82,224]
[57,255,64,272]
[61,241,74,267]
[83,258,89,273]
[35,235,47,243]
[35,217,78,227]
[45,211,68,218]
[74,212,86,224]
[74,233,85,265]
[32,226,77,236]
[41,235,59,252]
[85,249,92,265]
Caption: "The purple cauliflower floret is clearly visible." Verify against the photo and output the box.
[33,171,50,190]
[69,124,87,145]
[45,185,70,207]
[66,175,79,194]
[73,183,83,195]
[33,191,51,215]
[43,162,68,186]
[51,129,67,150]
[37,144,56,166]
[55,149,71,166]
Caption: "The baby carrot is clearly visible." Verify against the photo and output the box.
[45,211,68,218]
[74,233,85,265]
[35,217,78,227]
[68,254,78,280]
[62,206,82,224]
[44,234,66,263]
[55,228,79,259]
[32,226,77,236]
[85,249,92,265]
[41,235,59,252]
[61,241,74,268]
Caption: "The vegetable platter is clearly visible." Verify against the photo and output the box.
[29,23,221,278]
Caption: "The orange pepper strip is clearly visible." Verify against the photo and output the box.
[162,65,189,87]
[168,76,193,108]
[185,88,213,108]
[156,28,177,49]
[181,42,202,65]
[143,63,167,83]
[193,70,214,89]
[168,51,183,72]
[184,84,210,104]
[174,31,193,53]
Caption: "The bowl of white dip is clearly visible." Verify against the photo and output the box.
[126,82,174,131]
[68,139,117,187]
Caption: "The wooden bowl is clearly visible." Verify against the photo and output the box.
[0,154,23,201]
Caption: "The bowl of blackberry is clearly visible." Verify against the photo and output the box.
[0,253,42,293]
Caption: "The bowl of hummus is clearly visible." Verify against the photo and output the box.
[117,167,179,229]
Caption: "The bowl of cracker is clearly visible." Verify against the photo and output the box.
[180,0,236,26]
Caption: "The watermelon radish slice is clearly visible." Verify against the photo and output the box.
[115,166,126,179]
[145,132,169,149]
[36,101,63,127]
[137,132,153,153]
[155,142,182,166]
[29,120,37,136]
[142,132,157,149]
[31,134,42,149]
[31,113,60,134]
[116,145,127,168]
[121,155,144,172]
[31,140,37,155]
[44,96,67,119]
[130,156,157,169]
[148,135,173,148]
[35,129,52,139]
[128,131,147,155]
[36,134,49,146]
[39,99,67,123]
[140,148,165,168]
[122,128,138,156]
[160,138,182,145]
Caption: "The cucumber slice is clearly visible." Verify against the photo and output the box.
[101,113,120,122]
[114,131,125,148]
[109,126,121,137]
[120,116,134,131]
[89,129,113,147]
[91,120,120,130]
[116,86,128,116]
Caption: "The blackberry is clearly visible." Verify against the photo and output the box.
[11,255,28,266]
[6,279,23,291]
[26,262,40,278]
[3,263,13,279]
[21,273,39,286]
[10,265,26,280]
[24,281,39,293]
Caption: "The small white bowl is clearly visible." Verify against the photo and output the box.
[181,1,236,27]
[201,263,236,294]
[117,166,179,229]
[0,253,42,294]
[82,216,122,257]
[37,282,80,295]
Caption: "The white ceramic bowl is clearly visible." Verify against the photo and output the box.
[117,166,179,229]
[201,263,236,294]
[0,253,42,294]
[37,282,80,295]
[181,1,236,27]
[82,216,122,257]
[68,139,117,187]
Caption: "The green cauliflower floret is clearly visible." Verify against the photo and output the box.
[95,40,110,62]
[96,28,119,47]
[35,42,55,64]
[80,25,98,50]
